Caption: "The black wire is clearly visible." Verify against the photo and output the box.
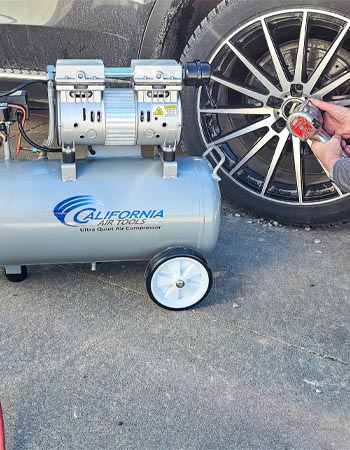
[29,105,49,111]
[0,79,47,98]
[16,111,61,153]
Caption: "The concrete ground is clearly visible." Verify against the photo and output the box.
[0,115,349,450]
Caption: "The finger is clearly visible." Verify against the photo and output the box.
[341,139,346,149]
[310,143,323,160]
[345,145,350,155]
[339,131,350,139]
[310,98,336,112]
[332,134,342,142]
[324,126,335,137]
[310,138,323,151]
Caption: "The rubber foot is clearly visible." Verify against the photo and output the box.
[4,265,28,282]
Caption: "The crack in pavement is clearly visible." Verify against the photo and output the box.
[200,310,349,366]
[95,274,147,298]
[94,270,349,366]
[58,266,349,366]
[57,264,147,298]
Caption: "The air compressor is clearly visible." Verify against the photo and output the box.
[0,59,223,310]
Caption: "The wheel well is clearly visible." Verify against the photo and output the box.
[140,0,221,61]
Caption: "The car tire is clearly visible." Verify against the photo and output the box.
[181,0,350,225]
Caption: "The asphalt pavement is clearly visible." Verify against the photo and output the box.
[0,117,349,450]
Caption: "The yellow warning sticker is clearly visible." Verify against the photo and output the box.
[165,105,177,116]
[154,106,164,116]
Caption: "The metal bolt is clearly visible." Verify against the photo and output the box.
[144,129,155,138]
[156,72,163,79]
[176,280,185,288]
[77,71,85,79]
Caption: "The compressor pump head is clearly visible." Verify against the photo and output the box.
[56,59,183,160]
[1,58,212,178]
[54,59,210,154]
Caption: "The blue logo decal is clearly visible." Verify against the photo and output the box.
[53,195,164,227]
[53,195,96,227]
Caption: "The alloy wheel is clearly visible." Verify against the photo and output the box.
[198,9,350,205]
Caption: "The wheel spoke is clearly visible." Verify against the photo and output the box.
[211,116,275,146]
[200,107,273,115]
[164,285,180,300]
[211,74,269,104]
[156,274,173,289]
[313,71,350,98]
[182,263,199,280]
[293,11,308,84]
[332,182,345,197]
[186,278,201,287]
[305,22,350,93]
[230,130,276,175]
[261,129,289,195]
[292,136,304,203]
[328,97,350,106]
[226,41,282,96]
[180,284,198,300]
[167,260,181,279]
[260,18,290,91]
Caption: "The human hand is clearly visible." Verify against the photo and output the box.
[310,98,350,138]
[310,134,350,173]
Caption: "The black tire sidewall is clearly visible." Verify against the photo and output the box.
[181,0,350,225]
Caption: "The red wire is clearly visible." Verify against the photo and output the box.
[0,402,5,450]
[8,104,26,155]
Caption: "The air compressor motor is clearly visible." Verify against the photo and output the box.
[0,59,222,310]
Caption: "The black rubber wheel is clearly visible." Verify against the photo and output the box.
[4,265,28,282]
[181,0,350,225]
[145,247,213,310]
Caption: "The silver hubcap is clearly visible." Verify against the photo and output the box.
[281,98,305,120]
[198,9,350,205]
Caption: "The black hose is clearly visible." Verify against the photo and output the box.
[29,105,49,111]
[0,79,47,98]
[16,112,61,153]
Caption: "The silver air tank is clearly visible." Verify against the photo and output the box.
[0,157,220,265]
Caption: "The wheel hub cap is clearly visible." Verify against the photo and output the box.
[281,97,305,120]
